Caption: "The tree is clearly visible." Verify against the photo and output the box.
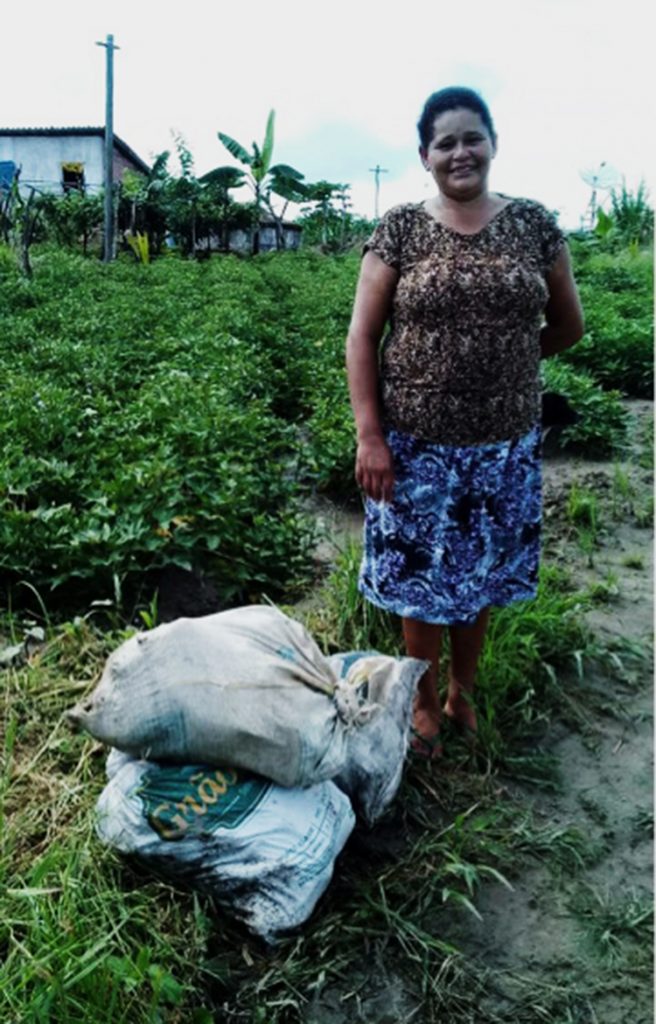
[298,183,373,253]
[198,166,252,252]
[119,152,172,255]
[300,180,349,247]
[38,190,103,255]
[1,170,44,277]
[214,109,308,253]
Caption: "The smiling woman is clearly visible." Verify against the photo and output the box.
[345,85,585,759]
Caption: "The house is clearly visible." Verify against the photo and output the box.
[225,220,303,254]
[0,127,150,195]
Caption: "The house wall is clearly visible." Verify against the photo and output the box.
[0,136,105,193]
[225,225,302,254]
[0,135,144,195]
[112,147,142,183]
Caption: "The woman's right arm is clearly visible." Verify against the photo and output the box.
[345,250,399,503]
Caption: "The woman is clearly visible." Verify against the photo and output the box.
[346,86,584,758]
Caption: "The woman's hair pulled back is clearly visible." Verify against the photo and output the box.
[417,87,496,150]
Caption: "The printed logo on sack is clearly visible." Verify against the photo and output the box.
[137,765,272,841]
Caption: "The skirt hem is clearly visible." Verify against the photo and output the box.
[358,580,539,627]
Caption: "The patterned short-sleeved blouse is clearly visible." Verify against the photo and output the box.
[364,198,565,446]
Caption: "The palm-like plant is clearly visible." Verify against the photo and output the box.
[213,110,308,252]
[610,181,654,247]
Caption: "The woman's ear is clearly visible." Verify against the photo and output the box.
[491,135,498,158]
[418,146,429,171]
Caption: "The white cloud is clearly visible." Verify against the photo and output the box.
[1,0,653,226]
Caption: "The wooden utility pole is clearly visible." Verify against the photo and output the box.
[369,164,388,220]
[96,34,119,262]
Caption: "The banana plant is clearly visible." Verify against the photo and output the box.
[215,109,308,252]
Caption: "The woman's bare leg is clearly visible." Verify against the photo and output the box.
[402,617,443,747]
[444,607,490,733]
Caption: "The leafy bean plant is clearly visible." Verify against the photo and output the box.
[566,243,653,398]
[0,239,644,607]
[542,360,630,456]
[0,250,315,607]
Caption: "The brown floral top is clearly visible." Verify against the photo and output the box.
[364,198,565,445]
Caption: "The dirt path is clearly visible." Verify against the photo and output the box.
[301,400,653,1023]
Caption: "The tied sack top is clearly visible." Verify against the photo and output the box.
[364,198,565,446]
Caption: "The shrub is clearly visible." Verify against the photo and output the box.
[543,360,630,455]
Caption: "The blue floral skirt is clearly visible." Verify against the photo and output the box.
[358,425,542,625]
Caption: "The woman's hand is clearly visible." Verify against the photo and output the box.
[346,251,399,503]
[356,434,395,503]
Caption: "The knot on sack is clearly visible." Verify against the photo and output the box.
[333,679,381,728]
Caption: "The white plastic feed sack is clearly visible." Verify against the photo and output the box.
[97,750,355,943]
[69,606,427,822]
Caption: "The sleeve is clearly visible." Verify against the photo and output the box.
[362,206,404,270]
[538,205,566,274]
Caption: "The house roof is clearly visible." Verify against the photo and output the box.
[0,127,150,175]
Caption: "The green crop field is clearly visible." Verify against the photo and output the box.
[0,235,653,1023]
[0,240,651,605]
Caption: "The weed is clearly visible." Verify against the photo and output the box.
[567,484,599,531]
[569,883,653,965]
[631,807,654,840]
[634,494,654,529]
[578,793,609,828]
[567,484,600,564]
[586,572,620,604]
[299,537,403,656]
[611,462,634,519]
[137,590,159,630]
[637,413,654,470]
[622,553,645,570]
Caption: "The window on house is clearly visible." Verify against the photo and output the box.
[0,160,16,192]
[62,162,85,194]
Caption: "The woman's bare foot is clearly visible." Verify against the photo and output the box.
[443,692,478,737]
[411,703,443,760]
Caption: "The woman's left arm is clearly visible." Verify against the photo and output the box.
[540,244,585,358]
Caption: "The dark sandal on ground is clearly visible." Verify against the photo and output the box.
[409,727,443,761]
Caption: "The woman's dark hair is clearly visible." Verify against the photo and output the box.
[417,87,496,150]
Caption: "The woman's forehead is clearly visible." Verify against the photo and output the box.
[430,107,488,139]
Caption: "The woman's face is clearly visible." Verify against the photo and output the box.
[420,107,496,201]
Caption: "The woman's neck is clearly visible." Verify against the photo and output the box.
[431,189,493,214]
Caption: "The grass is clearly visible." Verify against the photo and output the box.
[566,484,601,565]
[568,884,654,966]
[634,494,654,529]
[0,564,613,1024]
[1,441,652,1022]
[637,412,654,470]
[610,462,635,520]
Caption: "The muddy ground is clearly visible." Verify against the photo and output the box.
[299,400,653,1024]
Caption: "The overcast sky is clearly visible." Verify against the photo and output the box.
[2,0,654,227]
